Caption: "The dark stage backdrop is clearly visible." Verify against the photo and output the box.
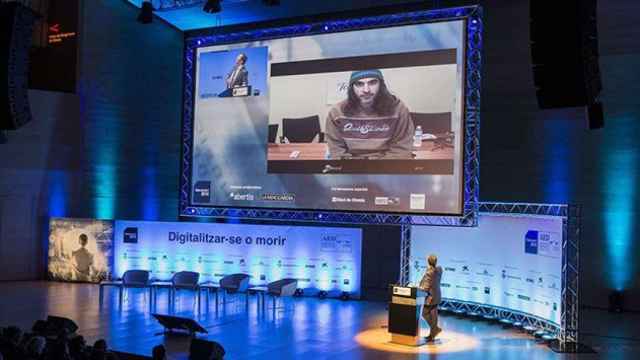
[0,0,638,311]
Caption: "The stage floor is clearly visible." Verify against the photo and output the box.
[0,281,637,359]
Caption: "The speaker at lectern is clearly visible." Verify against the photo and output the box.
[388,285,428,346]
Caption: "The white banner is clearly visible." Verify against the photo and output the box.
[410,213,562,325]
[114,220,363,297]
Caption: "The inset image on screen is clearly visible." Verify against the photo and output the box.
[198,46,268,99]
[267,50,456,175]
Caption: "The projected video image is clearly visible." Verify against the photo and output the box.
[198,46,268,99]
[267,51,456,174]
[190,18,467,215]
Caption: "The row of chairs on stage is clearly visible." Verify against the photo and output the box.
[98,270,298,312]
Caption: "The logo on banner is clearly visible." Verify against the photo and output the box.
[123,227,138,243]
[525,230,539,254]
[193,181,211,202]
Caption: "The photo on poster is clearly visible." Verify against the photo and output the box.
[48,218,114,283]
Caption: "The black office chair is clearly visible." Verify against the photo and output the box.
[410,112,451,135]
[268,124,279,143]
[282,115,323,142]
[99,270,151,308]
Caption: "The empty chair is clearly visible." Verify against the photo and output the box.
[99,270,151,308]
[171,271,200,311]
[219,273,250,306]
[282,115,322,142]
[267,278,298,297]
[410,112,451,135]
[219,273,250,293]
[265,278,298,311]
[268,124,279,143]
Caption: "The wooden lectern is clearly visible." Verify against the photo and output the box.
[388,285,428,346]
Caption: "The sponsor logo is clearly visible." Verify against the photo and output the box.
[484,287,491,294]
[374,196,400,206]
[305,265,316,269]
[445,267,456,272]
[462,265,470,272]
[525,230,539,255]
[477,269,492,277]
[260,275,266,281]
[518,295,531,301]
[261,193,295,202]
[193,181,211,202]
[526,278,535,284]
[123,227,138,244]
[441,283,451,288]
[410,193,426,210]
[239,259,246,266]
[229,193,254,201]
[224,261,234,265]
[343,279,350,285]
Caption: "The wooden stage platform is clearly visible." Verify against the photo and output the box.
[0,281,637,359]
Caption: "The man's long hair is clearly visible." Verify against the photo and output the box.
[342,79,398,116]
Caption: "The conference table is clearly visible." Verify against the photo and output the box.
[266,141,453,161]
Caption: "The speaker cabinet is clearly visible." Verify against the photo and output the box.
[0,2,38,130]
[530,0,601,109]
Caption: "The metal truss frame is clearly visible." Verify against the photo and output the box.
[179,6,482,226]
[402,202,580,349]
[398,224,411,285]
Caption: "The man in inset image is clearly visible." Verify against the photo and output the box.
[325,69,414,159]
[225,53,249,89]
[72,233,94,282]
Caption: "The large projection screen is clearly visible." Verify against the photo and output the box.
[182,7,481,222]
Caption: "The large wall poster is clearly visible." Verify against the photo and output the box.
[48,218,114,283]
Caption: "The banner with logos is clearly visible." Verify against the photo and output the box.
[48,218,114,283]
[114,220,363,297]
[409,213,562,325]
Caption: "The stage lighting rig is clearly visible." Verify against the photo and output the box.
[137,0,153,24]
[203,0,222,13]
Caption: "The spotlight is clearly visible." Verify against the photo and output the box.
[262,0,280,5]
[137,1,153,24]
[318,290,327,299]
[608,290,624,313]
[340,291,350,301]
[293,288,304,297]
[203,0,221,13]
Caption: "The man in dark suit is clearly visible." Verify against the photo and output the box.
[419,254,443,341]
[225,53,248,89]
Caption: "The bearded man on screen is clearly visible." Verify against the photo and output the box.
[325,69,414,159]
